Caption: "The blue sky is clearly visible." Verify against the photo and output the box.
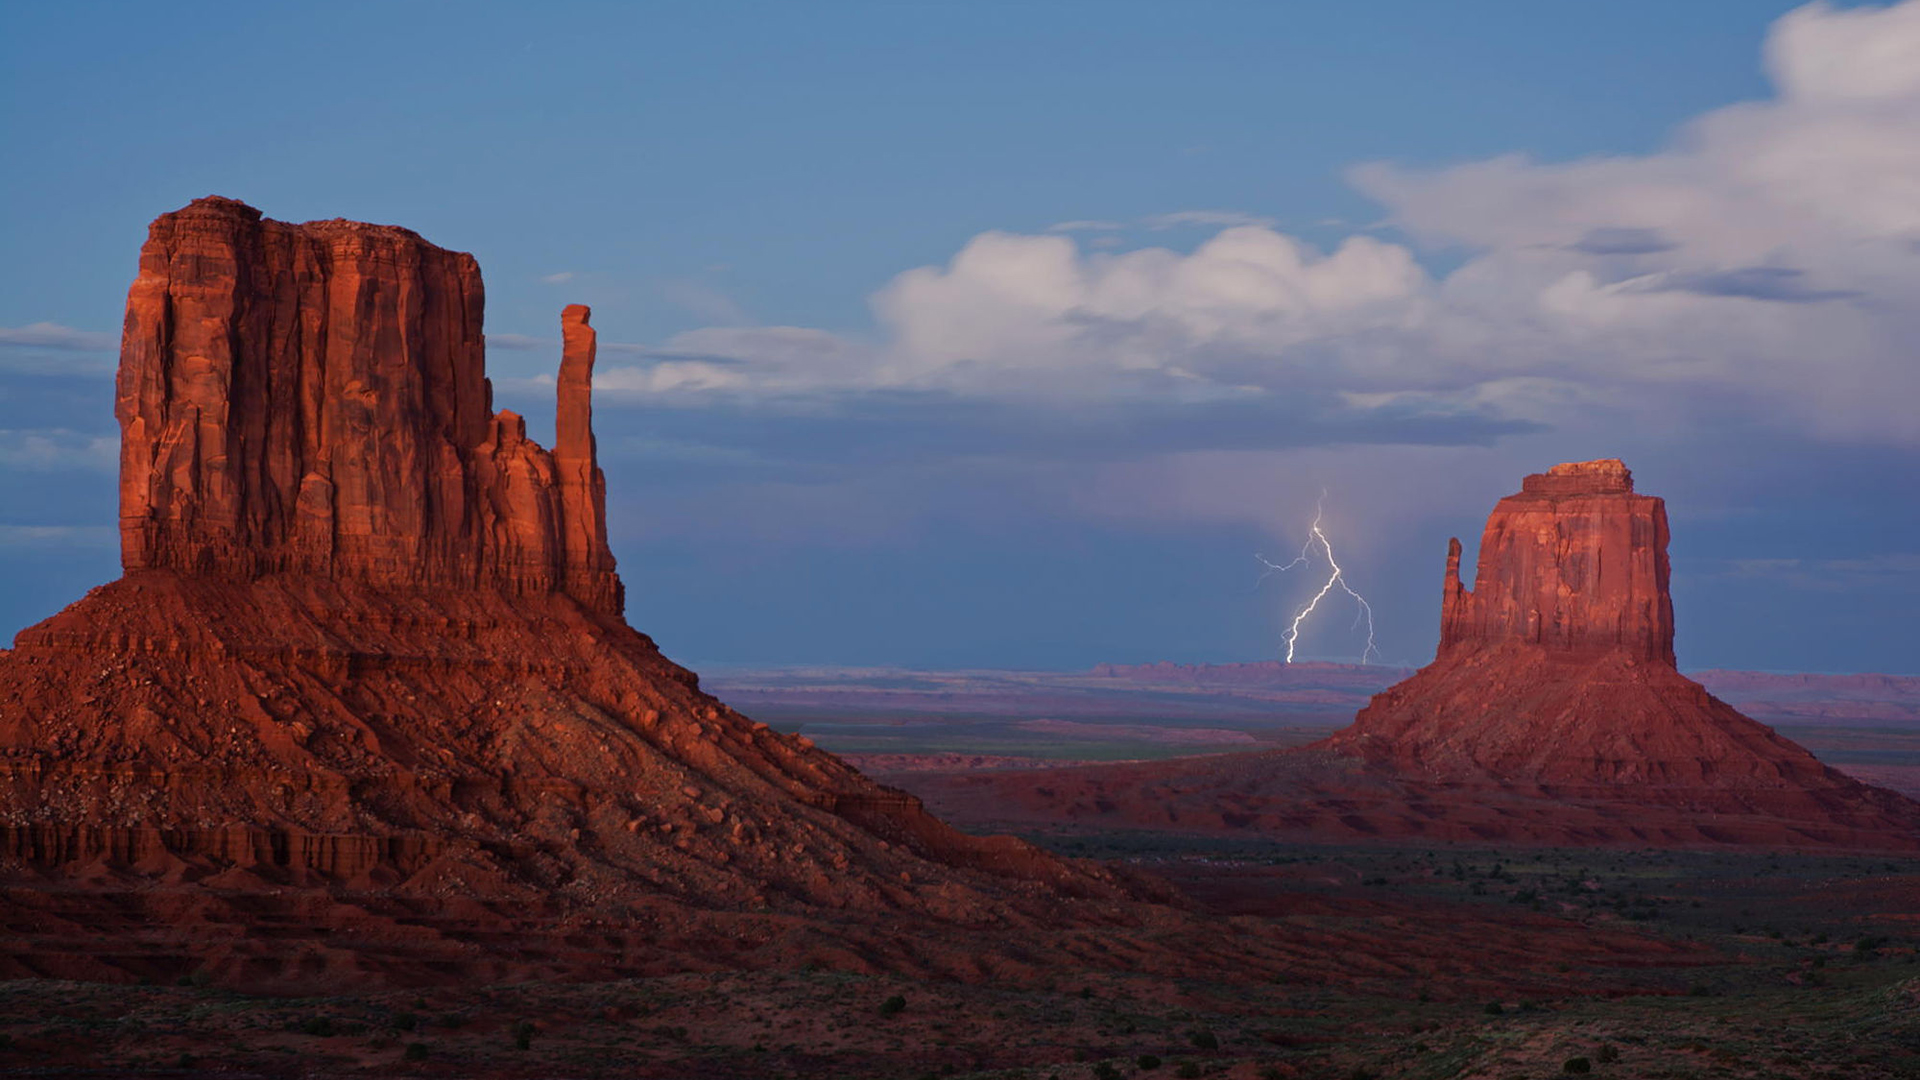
[4,0,1917,673]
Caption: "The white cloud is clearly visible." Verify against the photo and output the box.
[485,333,552,351]
[1140,209,1279,230]
[542,271,577,284]
[0,524,115,549]
[0,323,115,351]
[580,1,1920,449]
[0,429,117,472]
[1046,219,1127,233]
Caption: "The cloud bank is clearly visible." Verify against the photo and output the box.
[592,0,1920,451]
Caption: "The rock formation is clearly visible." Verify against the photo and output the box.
[116,196,622,614]
[0,198,1142,985]
[1323,459,1859,794]
[1436,459,1672,664]
[901,460,1920,849]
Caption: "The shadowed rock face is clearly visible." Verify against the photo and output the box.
[117,196,621,615]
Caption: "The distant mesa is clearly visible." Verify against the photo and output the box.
[0,197,1137,986]
[909,460,1920,849]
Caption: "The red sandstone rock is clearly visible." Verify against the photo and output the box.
[1438,459,1672,664]
[899,460,1920,849]
[117,196,620,614]
[0,198,1144,985]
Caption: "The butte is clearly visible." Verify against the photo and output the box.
[0,197,1160,986]
[912,460,1920,849]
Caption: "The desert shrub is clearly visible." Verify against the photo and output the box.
[1093,1063,1123,1080]
[1687,983,1712,997]
[879,994,908,1017]
[1563,1057,1592,1074]
[1175,1063,1202,1079]
[389,1011,418,1032]
[1187,1028,1218,1050]
[403,1042,428,1062]
[1136,1054,1162,1069]
[1595,1044,1620,1063]
[300,1016,335,1037]
[1484,1002,1505,1016]
[512,1020,537,1050]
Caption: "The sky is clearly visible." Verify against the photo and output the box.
[3,0,1917,674]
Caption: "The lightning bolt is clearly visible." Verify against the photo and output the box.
[1256,494,1380,665]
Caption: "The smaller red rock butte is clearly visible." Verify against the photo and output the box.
[902,459,1920,850]
[117,196,621,615]
[1439,459,1674,665]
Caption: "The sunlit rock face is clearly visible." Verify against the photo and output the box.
[1438,459,1674,666]
[116,196,622,614]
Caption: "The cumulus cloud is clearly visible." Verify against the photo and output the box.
[591,1,1920,451]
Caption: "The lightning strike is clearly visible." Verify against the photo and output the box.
[1256,495,1380,665]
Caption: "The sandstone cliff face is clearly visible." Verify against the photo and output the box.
[1439,459,1674,664]
[117,196,621,615]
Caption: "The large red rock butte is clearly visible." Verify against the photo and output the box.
[0,197,1186,986]
[906,461,1920,849]
[117,197,621,613]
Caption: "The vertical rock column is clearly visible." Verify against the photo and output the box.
[554,305,623,616]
